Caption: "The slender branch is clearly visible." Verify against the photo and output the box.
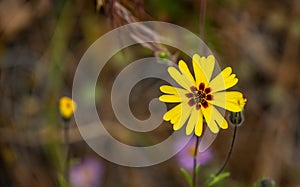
[202,126,238,186]
[192,136,200,187]
[64,121,71,182]
[215,125,238,176]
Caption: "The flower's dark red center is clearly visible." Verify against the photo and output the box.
[185,83,213,110]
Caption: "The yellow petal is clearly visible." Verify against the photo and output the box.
[224,74,238,89]
[200,55,215,81]
[168,67,191,90]
[163,103,182,121]
[192,54,209,86]
[178,60,196,85]
[171,113,181,124]
[186,108,198,135]
[173,104,192,130]
[210,91,246,112]
[160,85,188,96]
[159,95,181,103]
[160,85,178,95]
[210,67,238,93]
[201,105,219,133]
[194,110,203,136]
[211,106,228,129]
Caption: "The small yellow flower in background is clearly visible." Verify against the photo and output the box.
[59,96,77,121]
[159,54,247,136]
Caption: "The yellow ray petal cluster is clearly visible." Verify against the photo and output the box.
[159,54,246,136]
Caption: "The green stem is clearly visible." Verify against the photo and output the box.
[215,125,237,176]
[204,126,238,185]
[64,121,70,182]
[192,136,200,187]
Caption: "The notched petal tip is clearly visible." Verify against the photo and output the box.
[207,55,215,61]
[226,77,239,90]
[192,53,201,60]
[223,66,233,76]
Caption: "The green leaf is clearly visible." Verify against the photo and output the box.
[180,168,193,187]
[208,172,230,186]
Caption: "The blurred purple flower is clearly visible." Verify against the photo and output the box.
[70,157,104,187]
[175,136,212,170]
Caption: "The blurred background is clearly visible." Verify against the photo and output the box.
[1,0,300,187]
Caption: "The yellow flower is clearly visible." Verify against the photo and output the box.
[159,54,247,136]
[59,96,77,121]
